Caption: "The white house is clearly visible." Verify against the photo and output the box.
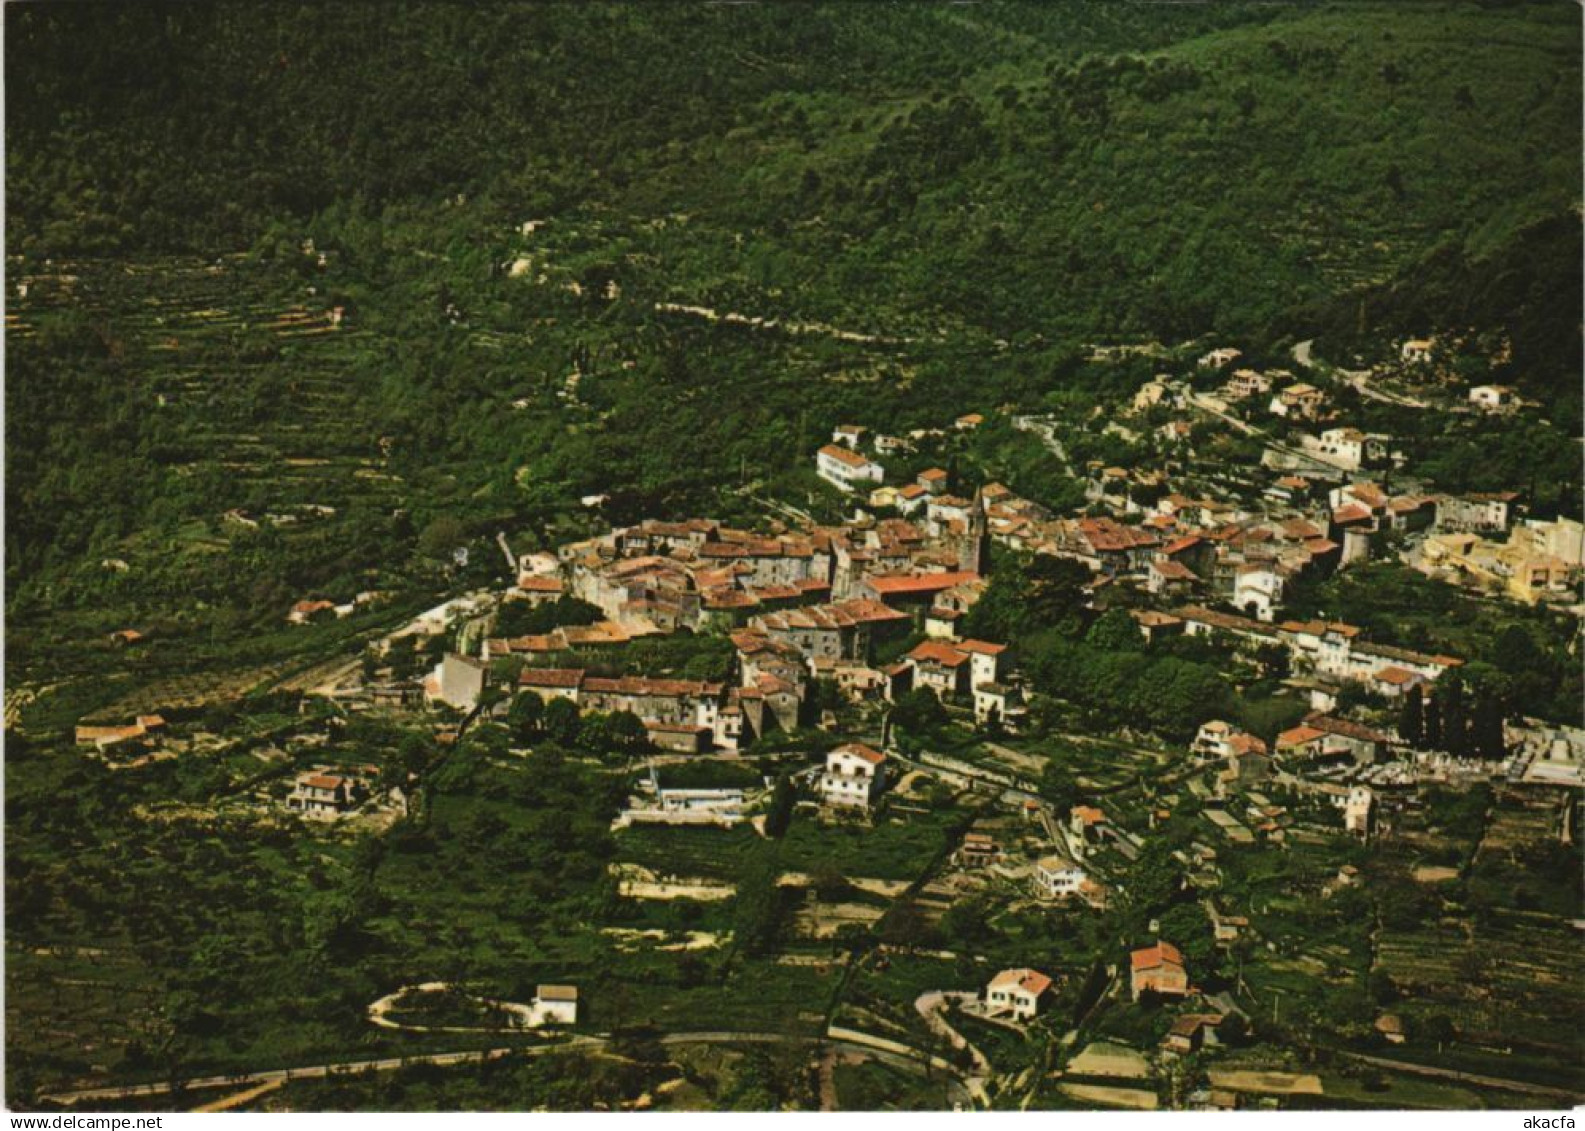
[820,743,888,809]
[1198,347,1242,370]
[817,444,884,493]
[1034,855,1087,900]
[287,772,359,817]
[1468,385,1516,412]
[1223,368,1272,401]
[902,640,973,698]
[917,467,950,496]
[895,483,929,516]
[1192,720,1237,761]
[973,682,1022,729]
[1313,428,1387,471]
[956,639,1007,689]
[533,984,578,1026]
[1268,382,1327,421]
[1344,786,1373,837]
[1233,564,1284,622]
[832,424,868,448]
[1400,339,1433,364]
[985,968,1053,1021]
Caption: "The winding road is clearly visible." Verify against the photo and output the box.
[40,1029,971,1108]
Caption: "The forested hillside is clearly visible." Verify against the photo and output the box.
[10,2,1580,336]
[6,1,1581,659]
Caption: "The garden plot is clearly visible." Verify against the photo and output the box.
[1065,1041,1151,1080]
[1376,916,1583,1052]
[610,863,734,902]
[1207,1067,1323,1098]
[613,824,759,881]
[1057,1083,1158,1109]
[791,897,887,941]
[1474,798,1562,859]
[600,928,721,952]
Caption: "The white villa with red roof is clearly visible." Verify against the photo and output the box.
[820,743,888,808]
[986,968,1054,1020]
[287,770,363,817]
[817,443,884,492]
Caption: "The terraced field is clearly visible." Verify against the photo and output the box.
[4,254,458,732]
[13,256,400,510]
[1374,915,1582,1055]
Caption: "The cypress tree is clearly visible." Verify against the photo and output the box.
[763,773,795,839]
[1442,677,1469,757]
[1472,696,1507,760]
[1425,689,1443,750]
[1398,684,1424,747]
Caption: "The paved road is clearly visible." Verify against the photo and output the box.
[1293,338,1428,409]
[1182,389,1353,475]
[41,1029,962,1107]
[41,1042,603,1105]
[915,992,992,1077]
[1332,1049,1580,1102]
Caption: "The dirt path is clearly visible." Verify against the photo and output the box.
[818,1046,839,1111]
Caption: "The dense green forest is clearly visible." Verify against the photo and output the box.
[6,0,1581,665]
[11,2,1580,333]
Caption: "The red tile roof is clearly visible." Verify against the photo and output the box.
[1303,713,1391,744]
[583,676,724,698]
[1131,941,1185,972]
[831,742,887,766]
[864,571,980,596]
[1228,733,1269,756]
[1277,724,1327,748]
[1152,560,1199,582]
[1374,665,1419,686]
[908,640,970,667]
[519,668,585,689]
[754,599,910,632]
[989,967,1053,996]
[819,443,878,470]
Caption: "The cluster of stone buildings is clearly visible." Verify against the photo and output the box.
[1417,515,1583,606]
[488,498,998,753]
[1167,604,1462,698]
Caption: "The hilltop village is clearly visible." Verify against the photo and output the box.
[39,337,1584,1112]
